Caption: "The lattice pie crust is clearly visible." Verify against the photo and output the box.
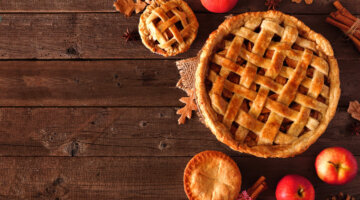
[139,0,199,57]
[195,11,340,158]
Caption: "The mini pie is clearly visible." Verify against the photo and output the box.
[183,151,242,200]
[195,11,340,158]
[139,0,199,57]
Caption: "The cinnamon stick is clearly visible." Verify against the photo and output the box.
[349,34,360,52]
[247,176,267,200]
[331,11,355,27]
[333,1,357,22]
[326,17,360,40]
[329,0,360,52]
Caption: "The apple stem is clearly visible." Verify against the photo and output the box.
[297,187,304,198]
[328,161,340,171]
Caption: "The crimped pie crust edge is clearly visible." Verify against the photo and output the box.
[195,11,341,158]
[183,150,242,200]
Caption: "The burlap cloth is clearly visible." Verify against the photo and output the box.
[175,55,206,124]
[176,56,199,94]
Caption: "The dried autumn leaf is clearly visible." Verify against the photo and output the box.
[348,100,360,121]
[114,0,147,17]
[134,0,147,13]
[176,89,198,124]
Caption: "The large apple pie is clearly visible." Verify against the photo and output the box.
[195,11,340,158]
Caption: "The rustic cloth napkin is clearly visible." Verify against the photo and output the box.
[175,55,207,124]
[175,56,199,95]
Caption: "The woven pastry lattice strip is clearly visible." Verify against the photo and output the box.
[145,0,195,51]
[206,17,330,146]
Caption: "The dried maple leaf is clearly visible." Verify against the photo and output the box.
[114,0,147,17]
[265,0,282,10]
[348,100,360,121]
[176,89,197,125]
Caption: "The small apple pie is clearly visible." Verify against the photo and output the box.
[195,11,340,158]
[184,151,242,200]
[139,0,199,57]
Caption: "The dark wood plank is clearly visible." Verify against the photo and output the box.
[0,107,356,157]
[0,0,359,14]
[0,156,358,199]
[0,60,181,106]
[0,60,356,107]
[0,13,358,59]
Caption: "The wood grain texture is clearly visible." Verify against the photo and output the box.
[0,107,356,157]
[0,156,358,199]
[0,0,359,14]
[0,0,359,199]
[0,60,356,106]
[0,60,181,106]
[0,13,358,59]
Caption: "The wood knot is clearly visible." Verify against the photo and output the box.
[116,82,122,88]
[158,140,169,151]
[67,140,79,156]
[53,178,64,186]
[66,47,78,55]
[35,177,69,199]
[139,121,148,128]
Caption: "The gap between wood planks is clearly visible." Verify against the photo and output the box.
[0,13,358,60]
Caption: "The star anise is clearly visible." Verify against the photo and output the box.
[122,28,140,42]
[265,0,282,10]
[326,192,356,200]
[352,122,360,136]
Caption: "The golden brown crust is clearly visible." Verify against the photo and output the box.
[139,0,199,57]
[195,11,340,158]
[183,151,242,200]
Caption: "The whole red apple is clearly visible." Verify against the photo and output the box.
[315,147,358,185]
[200,0,238,13]
[276,175,315,200]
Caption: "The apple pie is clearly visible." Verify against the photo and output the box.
[139,0,199,57]
[195,11,340,158]
[183,151,242,200]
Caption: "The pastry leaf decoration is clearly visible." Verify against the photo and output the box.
[113,0,150,17]
[348,100,360,121]
[176,89,197,125]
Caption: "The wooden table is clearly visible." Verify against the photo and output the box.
[0,0,358,199]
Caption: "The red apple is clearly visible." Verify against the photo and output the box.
[276,175,315,200]
[200,0,238,13]
[315,147,358,185]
